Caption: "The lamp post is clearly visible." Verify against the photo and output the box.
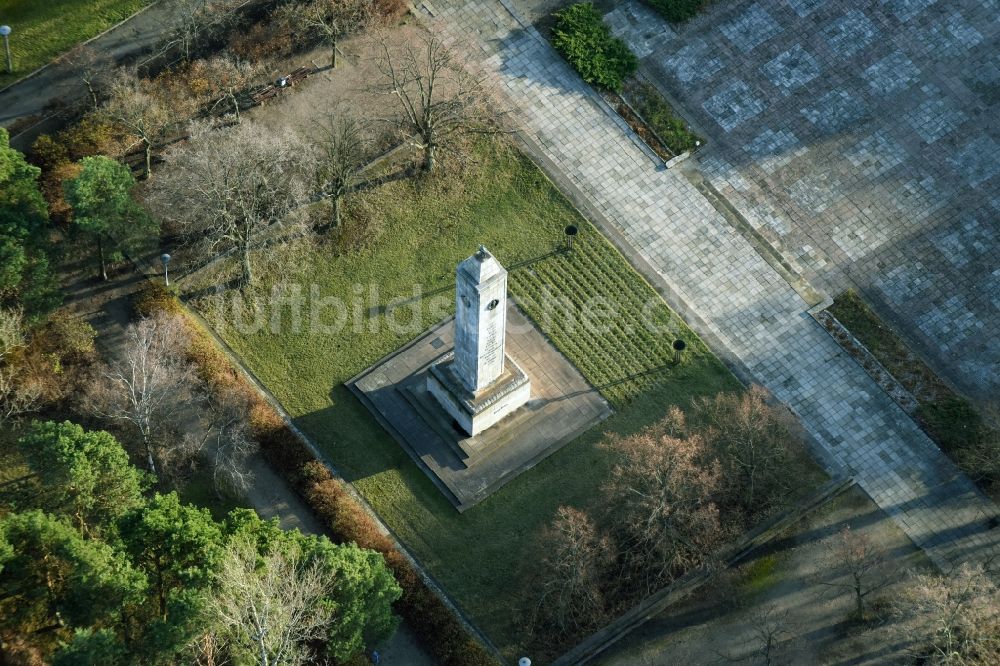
[0,26,11,74]
[672,338,686,365]
[160,253,171,286]
[518,659,532,666]
[564,224,578,252]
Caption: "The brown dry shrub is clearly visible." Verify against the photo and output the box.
[374,0,409,22]
[228,9,297,64]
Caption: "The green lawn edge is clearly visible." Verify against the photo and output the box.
[0,0,152,89]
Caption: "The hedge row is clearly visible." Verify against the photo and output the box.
[135,283,499,666]
[551,3,637,92]
[643,0,706,23]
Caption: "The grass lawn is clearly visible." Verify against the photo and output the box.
[189,140,740,655]
[0,0,152,88]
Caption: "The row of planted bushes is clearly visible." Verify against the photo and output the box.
[643,0,706,23]
[135,282,499,666]
[551,3,637,91]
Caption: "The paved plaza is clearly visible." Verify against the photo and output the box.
[349,304,611,511]
[608,0,1000,400]
[420,0,1000,568]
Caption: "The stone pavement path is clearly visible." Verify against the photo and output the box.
[421,0,1000,571]
[607,0,1000,401]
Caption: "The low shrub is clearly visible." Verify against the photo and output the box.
[135,282,500,666]
[551,3,637,91]
[228,7,298,64]
[644,0,706,23]
[621,78,702,155]
[917,397,985,453]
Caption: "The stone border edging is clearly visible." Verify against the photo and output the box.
[810,307,919,415]
[552,476,857,665]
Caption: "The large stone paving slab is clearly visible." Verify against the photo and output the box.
[625,0,1000,400]
[421,0,1000,569]
[348,303,611,512]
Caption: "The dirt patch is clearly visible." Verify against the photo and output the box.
[596,485,932,665]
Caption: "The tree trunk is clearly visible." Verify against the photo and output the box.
[145,439,157,476]
[97,236,108,281]
[855,584,864,619]
[423,143,436,172]
[332,195,342,228]
[330,38,337,69]
[144,141,153,181]
[231,91,240,121]
[240,247,253,288]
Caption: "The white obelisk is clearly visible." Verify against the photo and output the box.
[454,245,507,391]
[426,246,531,438]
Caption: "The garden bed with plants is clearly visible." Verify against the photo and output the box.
[550,3,702,163]
[620,77,703,156]
[826,291,999,498]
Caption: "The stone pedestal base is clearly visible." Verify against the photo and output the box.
[427,352,531,437]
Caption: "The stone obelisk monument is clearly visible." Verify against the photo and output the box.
[427,246,530,437]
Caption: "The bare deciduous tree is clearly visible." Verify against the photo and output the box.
[820,526,895,620]
[295,0,372,69]
[201,54,259,121]
[62,44,115,110]
[205,536,333,666]
[148,120,311,288]
[894,563,1000,665]
[693,385,801,517]
[207,386,258,498]
[533,506,612,634]
[373,30,505,172]
[104,70,171,179]
[602,427,724,593]
[85,312,200,475]
[313,113,370,230]
[160,0,247,63]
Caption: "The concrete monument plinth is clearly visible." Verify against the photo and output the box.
[348,246,611,511]
[427,352,531,436]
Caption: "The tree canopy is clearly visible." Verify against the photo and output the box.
[2,425,401,663]
[0,128,58,315]
[17,420,149,536]
[64,155,157,280]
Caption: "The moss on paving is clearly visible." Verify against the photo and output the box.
[195,141,740,655]
[0,0,152,88]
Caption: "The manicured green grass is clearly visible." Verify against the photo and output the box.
[192,141,739,655]
[0,0,152,88]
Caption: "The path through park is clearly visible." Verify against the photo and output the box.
[423,0,1000,572]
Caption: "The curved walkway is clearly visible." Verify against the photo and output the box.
[423,0,1000,571]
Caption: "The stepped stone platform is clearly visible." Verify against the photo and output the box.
[348,303,612,511]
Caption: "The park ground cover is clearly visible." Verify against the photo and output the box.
[0,0,151,88]
[188,138,741,655]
